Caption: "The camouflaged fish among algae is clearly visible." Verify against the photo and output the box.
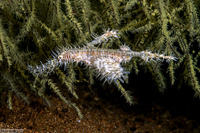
[28,29,177,85]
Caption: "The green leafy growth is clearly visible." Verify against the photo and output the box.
[115,80,134,105]
[186,54,200,96]
[56,67,78,99]
[47,78,82,119]
[147,63,166,92]
[124,0,139,11]
[64,0,83,35]
[168,61,175,85]
[185,0,200,36]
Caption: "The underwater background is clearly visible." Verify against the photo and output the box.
[0,0,200,132]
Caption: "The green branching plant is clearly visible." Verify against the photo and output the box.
[0,0,200,119]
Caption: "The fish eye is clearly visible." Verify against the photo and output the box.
[58,55,63,59]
